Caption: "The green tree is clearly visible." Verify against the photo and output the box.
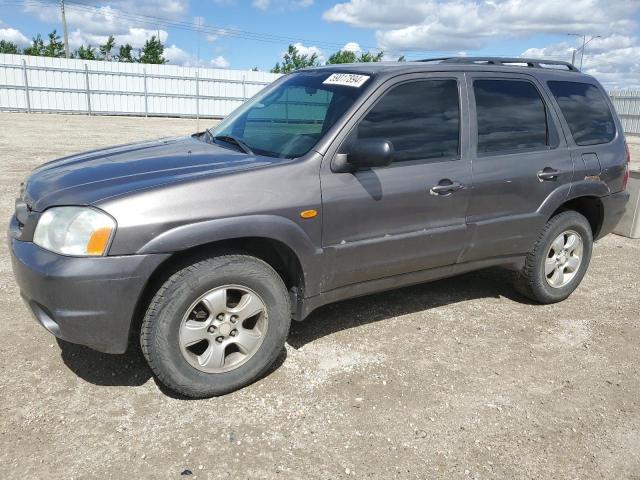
[116,44,135,62]
[325,49,385,64]
[75,45,96,60]
[271,44,319,73]
[357,51,384,62]
[397,55,406,62]
[23,34,45,56]
[0,40,20,54]
[139,35,166,64]
[326,49,357,64]
[99,35,116,61]
[43,30,65,57]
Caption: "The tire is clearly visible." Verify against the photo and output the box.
[141,253,291,398]
[514,210,593,304]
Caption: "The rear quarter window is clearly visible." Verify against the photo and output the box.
[547,81,616,146]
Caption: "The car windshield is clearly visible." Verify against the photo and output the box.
[208,70,372,158]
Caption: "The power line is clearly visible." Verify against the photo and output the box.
[0,0,574,62]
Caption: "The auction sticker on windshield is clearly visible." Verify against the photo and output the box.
[323,73,370,88]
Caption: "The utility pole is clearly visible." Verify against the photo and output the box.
[61,0,70,58]
[571,49,577,66]
[567,33,602,70]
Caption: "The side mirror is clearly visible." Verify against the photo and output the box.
[332,139,394,173]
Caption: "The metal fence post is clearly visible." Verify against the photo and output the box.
[242,75,246,101]
[143,68,148,117]
[195,70,200,122]
[84,64,92,115]
[21,59,31,113]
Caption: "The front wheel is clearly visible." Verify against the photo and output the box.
[514,211,593,304]
[141,254,291,398]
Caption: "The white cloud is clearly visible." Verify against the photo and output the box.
[522,35,640,89]
[252,0,270,10]
[341,41,361,53]
[210,55,230,68]
[0,26,30,46]
[67,27,168,49]
[291,42,324,63]
[323,0,639,52]
[164,44,196,65]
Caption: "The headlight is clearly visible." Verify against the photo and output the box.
[33,207,116,256]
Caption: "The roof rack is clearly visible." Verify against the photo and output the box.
[417,57,579,72]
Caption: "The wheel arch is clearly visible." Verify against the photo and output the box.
[548,196,604,239]
[128,235,310,349]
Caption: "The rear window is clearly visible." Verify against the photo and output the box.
[547,81,616,146]
[473,79,549,154]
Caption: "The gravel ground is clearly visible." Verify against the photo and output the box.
[1,113,639,480]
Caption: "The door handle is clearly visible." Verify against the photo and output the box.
[537,167,566,181]
[430,180,465,196]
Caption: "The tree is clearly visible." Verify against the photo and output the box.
[397,55,406,62]
[325,48,385,64]
[0,40,20,54]
[43,30,65,57]
[139,35,166,64]
[327,50,357,64]
[75,45,96,60]
[358,51,384,62]
[271,44,319,73]
[117,44,135,63]
[23,34,45,56]
[99,35,116,61]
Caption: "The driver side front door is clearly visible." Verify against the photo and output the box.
[320,74,472,292]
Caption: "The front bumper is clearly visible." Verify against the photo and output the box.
[9,225,169,353]
[597,190,630,240]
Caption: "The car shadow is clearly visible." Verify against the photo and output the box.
[57,338,288,398]
[57,338,152,387]
[57,266,529,394]
[287,267,531,349]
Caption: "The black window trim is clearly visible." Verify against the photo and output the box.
[343,76,463,167]
[546,80,618,148]
[470,76,560,158]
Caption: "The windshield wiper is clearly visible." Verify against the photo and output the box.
[213,135,255,155]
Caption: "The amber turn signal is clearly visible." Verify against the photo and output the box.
[299,209,318,219]
[86,227,113,255]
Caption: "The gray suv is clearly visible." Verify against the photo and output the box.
[10,57,630,398]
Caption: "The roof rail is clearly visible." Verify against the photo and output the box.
[417,57,579,72]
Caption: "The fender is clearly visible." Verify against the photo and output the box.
[537,179,610,218]
[136,214,324,297]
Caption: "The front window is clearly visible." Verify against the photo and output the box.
[210,71,371,158]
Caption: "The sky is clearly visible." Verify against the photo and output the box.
[0,0,639,88]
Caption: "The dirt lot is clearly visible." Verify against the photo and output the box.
[1,113,639,480]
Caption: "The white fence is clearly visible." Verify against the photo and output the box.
[610,90,640,136]
[0,53,281,118]
[1,53,639,135]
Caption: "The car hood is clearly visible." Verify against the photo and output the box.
[22,136,286,211]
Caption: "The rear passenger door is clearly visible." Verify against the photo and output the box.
[462,73,574,262]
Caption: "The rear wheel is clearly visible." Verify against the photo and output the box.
[141,254,291,398]
[514,211,593,304]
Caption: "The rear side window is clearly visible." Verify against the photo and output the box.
[474,79,549,154]
[357,79,460,163]
[547,81,616,146]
